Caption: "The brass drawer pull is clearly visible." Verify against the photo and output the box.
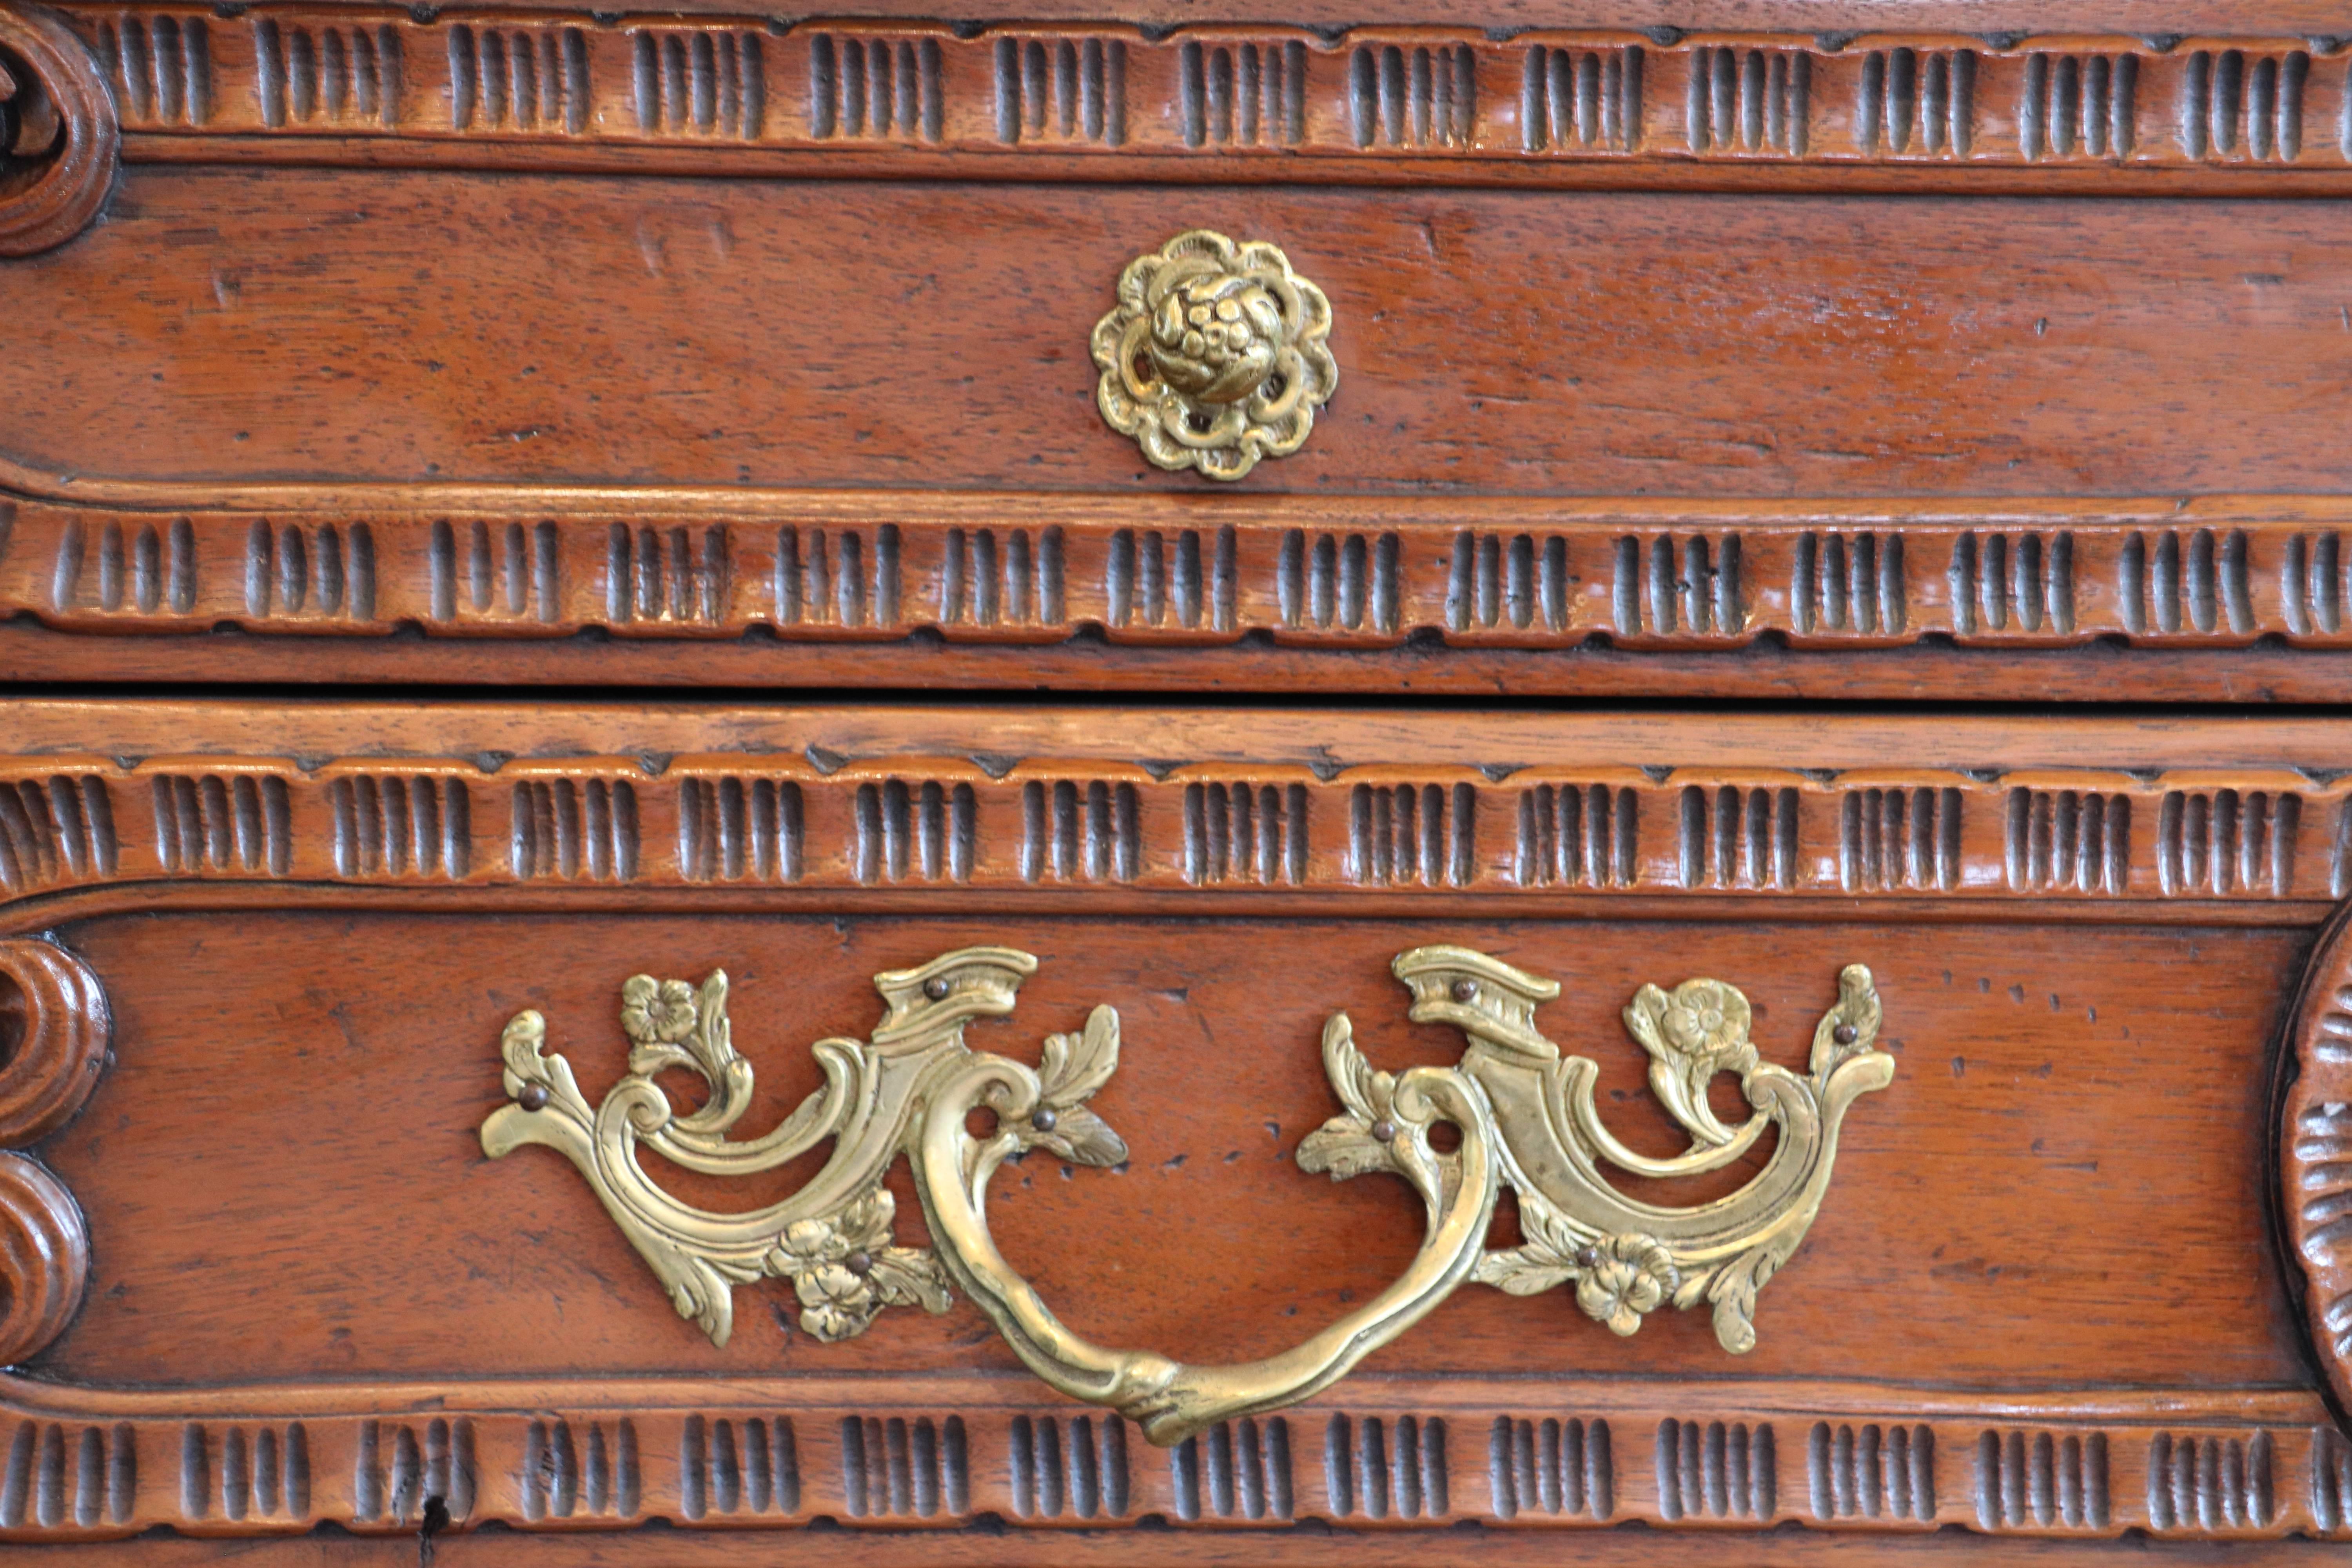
[1092,229,1338,481]
[483,946,1889,1443]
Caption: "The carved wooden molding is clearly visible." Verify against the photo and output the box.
[0,707,2329,1545]
[16,492,2352,656]
[0,940,105,1367]
[0,1374,2336,1541]
[46,5,2352,191]
[0,746,2348,911]
[0,940,107,1145]
[2283,916,2352,1426]
[0,3,119,254]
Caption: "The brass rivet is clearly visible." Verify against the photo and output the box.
[845,1251,873,1276]
[517,1083,550,1112]
[1370,1120,1396,1143]
[1031,1107,1059,1132]
[1451,978,1479,1003]
[1833,1024,1859,1045]
[923,976,951,1001]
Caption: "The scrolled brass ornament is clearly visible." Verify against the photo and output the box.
[1091,229,1338,480]
[483,945,1890,1444]
[481,949,1112,1347]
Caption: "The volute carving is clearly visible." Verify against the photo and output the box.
[0,938,107,1364]
[0,2,116,255]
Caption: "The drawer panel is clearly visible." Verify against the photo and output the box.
[3,2,2352,702]
[10,178,2350,498]
[0,700,2341,1553]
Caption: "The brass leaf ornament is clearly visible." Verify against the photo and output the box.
[484,947,1889,1444]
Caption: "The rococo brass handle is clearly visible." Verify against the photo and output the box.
[1091,229,1338,481]
[482,947,1891,1445]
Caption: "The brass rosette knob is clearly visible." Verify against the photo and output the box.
[1092,229,1338,481]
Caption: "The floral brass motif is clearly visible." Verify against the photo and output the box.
[1091,229,1338,480]
[483,946,1890,1443]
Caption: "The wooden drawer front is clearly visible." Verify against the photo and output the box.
[0,699,2341,1548]
[5,6,2352,697]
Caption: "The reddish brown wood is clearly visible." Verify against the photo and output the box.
[11,177,2352,500]
[8,1523,2352,1567]
[21,618,2352,702]
[7,78,2352,695]
[2281,913,2352,1423]
[0,1154,85,1367]
[0,737,2341,913]
[54,11,2352,196]
[15,497,2352,659]
[0,3,118,255]
[0,940,102,1367]
[2,0,2343,1548]
[0,701,2332,1548]
[12,160,2352,698]
[49,1,2352,35]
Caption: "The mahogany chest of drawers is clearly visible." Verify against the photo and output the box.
[2,1,2351,1563]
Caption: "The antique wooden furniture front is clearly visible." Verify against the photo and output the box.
[1,1,2350,1564]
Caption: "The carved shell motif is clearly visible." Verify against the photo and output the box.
[1091,229,1339,481]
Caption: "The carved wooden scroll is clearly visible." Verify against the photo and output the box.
[0,940,106,1364]
[7,2,2352,254]
[2283,915,2352,1423]
[0,2,118,255]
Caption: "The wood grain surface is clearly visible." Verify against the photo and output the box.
[5,0,2347,1547]
[32,908,2308,1387]
[9,176,2352,498]
[9,1521,2352,1567]
[0,701,2337,1548]
[69,1,2352,35]
[10,88,2352,698]
[20,617,2352,701]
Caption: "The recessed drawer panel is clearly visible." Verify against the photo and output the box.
[0,699,2341,1548]
[4,4,2352,699]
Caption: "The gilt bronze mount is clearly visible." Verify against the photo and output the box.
[483,946,1891,1444]
[1091,229,1338,481]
